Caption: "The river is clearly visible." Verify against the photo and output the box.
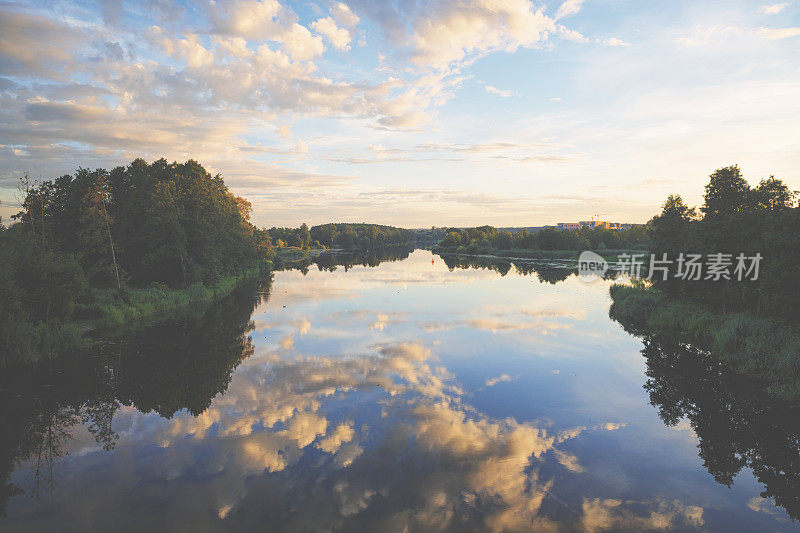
[1,249,797,531]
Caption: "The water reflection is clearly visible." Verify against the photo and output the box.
[0,250,798,531]
[276,247,414,274]
[639,336,800,520]
[0,278,269,517]
[437,254,574,284]
[610,300,800,523]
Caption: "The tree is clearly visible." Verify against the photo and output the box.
[299,223,311,248]
[79,175,121,290]
[701,165,750,219]
[441,231,462,248]
[139,181,190,286]
[649,195,696,256]
[752,177,796,213]
[495,230,513,249]
[15,237,86,323]
[648,195,697,293]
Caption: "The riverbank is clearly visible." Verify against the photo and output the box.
[433,247,647,263]
[78,265,271,330]
[274,243,417,268]
[4,265,272,366]
[609,283,800,401]
[274,247,328,265]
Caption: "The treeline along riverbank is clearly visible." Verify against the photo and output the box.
[0,159,411,363]
[610,165,800,401]
[433,223,649,257]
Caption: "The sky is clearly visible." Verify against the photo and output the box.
[0,0,799,228]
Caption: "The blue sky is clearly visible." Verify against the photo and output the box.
[1,0,798,227]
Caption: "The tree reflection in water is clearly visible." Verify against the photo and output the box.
[276,247,415,274]
[2,250,797,529]
[632,334,800,520]
[437,254,577,284]
[0,277,272,515]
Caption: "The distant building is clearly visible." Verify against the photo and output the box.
[555,220,634,231]
[579,220,611,229]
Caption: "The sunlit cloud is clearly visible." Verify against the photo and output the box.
[602,37,631,47]
[484,373,515,387]
[759,2,790,14]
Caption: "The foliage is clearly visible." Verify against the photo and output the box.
[309,223,416,249]
[1,159,274,358]
[637,335,800,519]
[434,223,649,254]
[0,277,268,515]
[647,165,799,320]
[610,283,800,402]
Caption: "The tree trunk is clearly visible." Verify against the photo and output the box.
[98,189,121,293]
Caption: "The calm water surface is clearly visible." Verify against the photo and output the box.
[1,250,798,531]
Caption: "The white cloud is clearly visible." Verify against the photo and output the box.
[3,0,800,228]
[312,17,352,50]
[558,24,589,42]
[406,0,556,68]
[317,422,356,453]
[602,37,631,47]
[213,36,252,58]
[280,411,328,448]
[332,2,360,28]
[580,498,704,532]
[757,26,800,39]
[556,0,586,20]
[759,3,790,14]
[149,29,215,68]
[209,0,287,39]
[279,23,325,60]
[485,373,514,386]
[484,84,515,97]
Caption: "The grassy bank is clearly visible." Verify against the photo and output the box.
[274,247,326,265]
[3,265,271,366]
[77,264,271,330]
[609,283,800,401]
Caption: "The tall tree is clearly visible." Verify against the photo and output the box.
[79,174,121,291]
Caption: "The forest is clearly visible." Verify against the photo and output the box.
[0,159,272,359]
[309,223,416,249]
[610,165,800,400]
[643,165,798,321]
[434,223,648,255]
[262,222,415,251]
[0,159,412,360]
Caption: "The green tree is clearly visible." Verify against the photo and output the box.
[649,194,696,258]
[495,230,513,249]
[78,175,122,290]
[299,223,311,248]
[701,165,750,219]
